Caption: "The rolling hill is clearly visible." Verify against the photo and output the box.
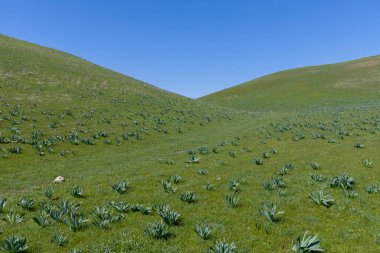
[0,34,243,158]
[200,56,380,111]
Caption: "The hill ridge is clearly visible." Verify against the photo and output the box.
[199,54,380,111]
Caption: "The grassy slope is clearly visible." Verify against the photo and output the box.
[1,35,380,253]
[0,34,241,157]
[199,56,380,111]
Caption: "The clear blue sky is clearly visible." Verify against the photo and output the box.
[1,1,380,98]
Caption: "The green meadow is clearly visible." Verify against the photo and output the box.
[1,35,380,252]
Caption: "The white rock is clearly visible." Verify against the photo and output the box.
[54,176,65,183]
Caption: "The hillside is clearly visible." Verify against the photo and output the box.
[199,56,380,111]
[0,34,240,158]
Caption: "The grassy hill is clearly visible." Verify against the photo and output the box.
[0,34,242,158]
[199,56,380,111]
[1,35,380,253]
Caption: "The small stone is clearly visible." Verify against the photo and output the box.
[54,176,65,183]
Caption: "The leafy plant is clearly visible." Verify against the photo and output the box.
[343,189,358,198]
[263,177,286,190]
[204,182,215,191]
[277,189,287,197]
[154,203,170,214]
[255,158,264,165]
[189,155,200,163]
[110,214,124,223]
[158,206,181,226]
[162,180,176,193]
[0,198,6,213]
[57,200,80,214]
[208,240,237,253]
[228,180,241,192]
[2,209,24,225]
[70,185,84,198]
[92,206,111,220]
[180,191,197,203]
[259,202,284,223]
[169,174,183,184]
[272,177,286,188]
[187,149,196,155]
[33,212,52,227]
[228,177,245,192]
[262,181,275,191]
[17,198,35,210]
[8,146,22,154]
[283,162,294,170]
[309,191,335,208]
[198,169,208,175]
[0,235,28,253]
[110,201,131,213]
[131,204,152,215]
[92,219,110,229]
[225,194,239,208]
[365,185,378,194]
[44,186,55,200]
[330,173,356,189]
[278,166,290,176]
[310,161,320,170]
[166,159,174,165]
[218,141,228,147]
[363,159,374,168]
[271,148,279,154]
[145,222,170,239]
[80,137,95,145]
[243,146,253,152]
[49,209,65,223]
[212,146,219,153]
[112,180,130,194]
[354,143,364,148]
[65,213,88,232]
[228,151,237,158]
[199,146,209,155]
[292,232,324,252]
[51,233,67,247]
[310,173,326,183]
[231,140,239,146]
[195,223,212,240]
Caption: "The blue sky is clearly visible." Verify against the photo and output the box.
[1,1,380,98]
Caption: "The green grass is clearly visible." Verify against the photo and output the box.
[1,34,380,252]
[199,55,380,111]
